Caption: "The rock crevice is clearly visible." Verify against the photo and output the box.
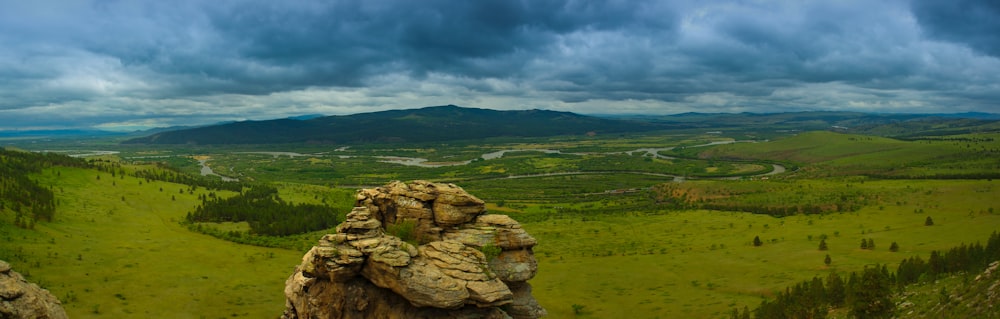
[283,180,546,319]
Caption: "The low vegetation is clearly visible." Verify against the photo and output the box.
[2,116,998,318]
[0,165,299,318]
[749,231,1000,318]
[185,184,340,236]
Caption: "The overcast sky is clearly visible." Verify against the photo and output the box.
[1,0,998,131]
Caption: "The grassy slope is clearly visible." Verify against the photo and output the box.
[521,179,1000,318]
[888,262,1000,319]
[2,130,997,318]
[698,131,927,163]
[0,166,302,318]
[696,131,999,177]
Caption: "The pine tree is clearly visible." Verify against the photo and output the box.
[861,238,868,250]
[867,238,875,250]
[925,216,934,226]
[753,235,763,247]
[889,242,899,252]
[826,272,846,307]
[848,266,894,319]
[825,254,832,266]
[819,238,828,251]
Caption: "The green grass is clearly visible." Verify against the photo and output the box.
[520,179,1000,318]
[3,129,998,318]
[123,131,764,186]
[0,166,303,318]
[691,131,1000,178]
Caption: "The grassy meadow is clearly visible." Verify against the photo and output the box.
[516,179,999,318]
[687,131,1000,178]
[1,128,998,318]
[0,166,302,318]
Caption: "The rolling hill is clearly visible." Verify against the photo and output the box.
[122,105,1000,145]
[122,105,669,145]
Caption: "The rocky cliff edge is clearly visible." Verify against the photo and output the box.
[282,180,546,319]
[0,260,68,319]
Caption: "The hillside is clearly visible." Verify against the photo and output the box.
[894,260,1000,318]
[649,111,1000,136]
[693,131,915,164]
[686,131,1000,178]
[120,106,1000,145]
[122,105,667,145]
[6,128,1000,318]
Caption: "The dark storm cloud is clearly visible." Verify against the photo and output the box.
[198,0,672,85]
[0,0,998,130]
[912,0,1000,57]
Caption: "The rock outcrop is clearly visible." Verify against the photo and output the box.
[0,260,68,319]
[925,260,1000,318]
[283,180,546,319]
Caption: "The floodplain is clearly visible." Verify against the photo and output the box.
[1,128,998,318]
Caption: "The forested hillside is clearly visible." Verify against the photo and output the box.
[123,105,999,146]
[123,105,668,145]
[0,148,88,227]
[743,231,1000,318]
[185,185,339,236]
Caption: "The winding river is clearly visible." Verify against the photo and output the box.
[380,140,747,168]
[197,158,238,182]
[35,141,782,184]
[374,140,785,180]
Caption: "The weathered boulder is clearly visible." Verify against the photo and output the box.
[431,183,486,226]
[506,281,547,319]
[362,255,470,309]
[0,260,69,319]
[283,180,545,319]
[490,249,539,282]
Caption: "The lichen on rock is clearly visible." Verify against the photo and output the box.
[283,180,546,319]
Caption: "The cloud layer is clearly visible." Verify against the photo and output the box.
[1,0,998,130]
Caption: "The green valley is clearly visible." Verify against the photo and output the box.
[2,110,999,318]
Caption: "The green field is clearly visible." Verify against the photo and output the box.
[518,179,999,318]
[0,166,301,318]
[686,131,1000,178]
[2,128,999,318]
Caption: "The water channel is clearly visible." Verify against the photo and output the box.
[374,140,784,180]
[38,140,783,183]
[197,159,238,182]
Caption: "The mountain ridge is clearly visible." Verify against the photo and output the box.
[121,105,1000,145]
[122,105,665,145]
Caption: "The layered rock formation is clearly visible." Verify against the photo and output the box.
[283,180,546,319]
[0,260,68,319]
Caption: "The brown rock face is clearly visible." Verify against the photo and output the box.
[0,260,69,319]
[283,181,546,319]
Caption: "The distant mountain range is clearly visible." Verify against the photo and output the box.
[0,129,127,138]
[122,105,666,145]
[119,105,999,145]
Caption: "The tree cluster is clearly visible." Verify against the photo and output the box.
[653,183,869,218]
[895,232,1000,288]
[701,202,861,217]
[0,148,87,228]
[91,160,244,192]
[185,185,339,236]
[866,172,1000,180]
[743,231,1000,319]
[860,238,875,250]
